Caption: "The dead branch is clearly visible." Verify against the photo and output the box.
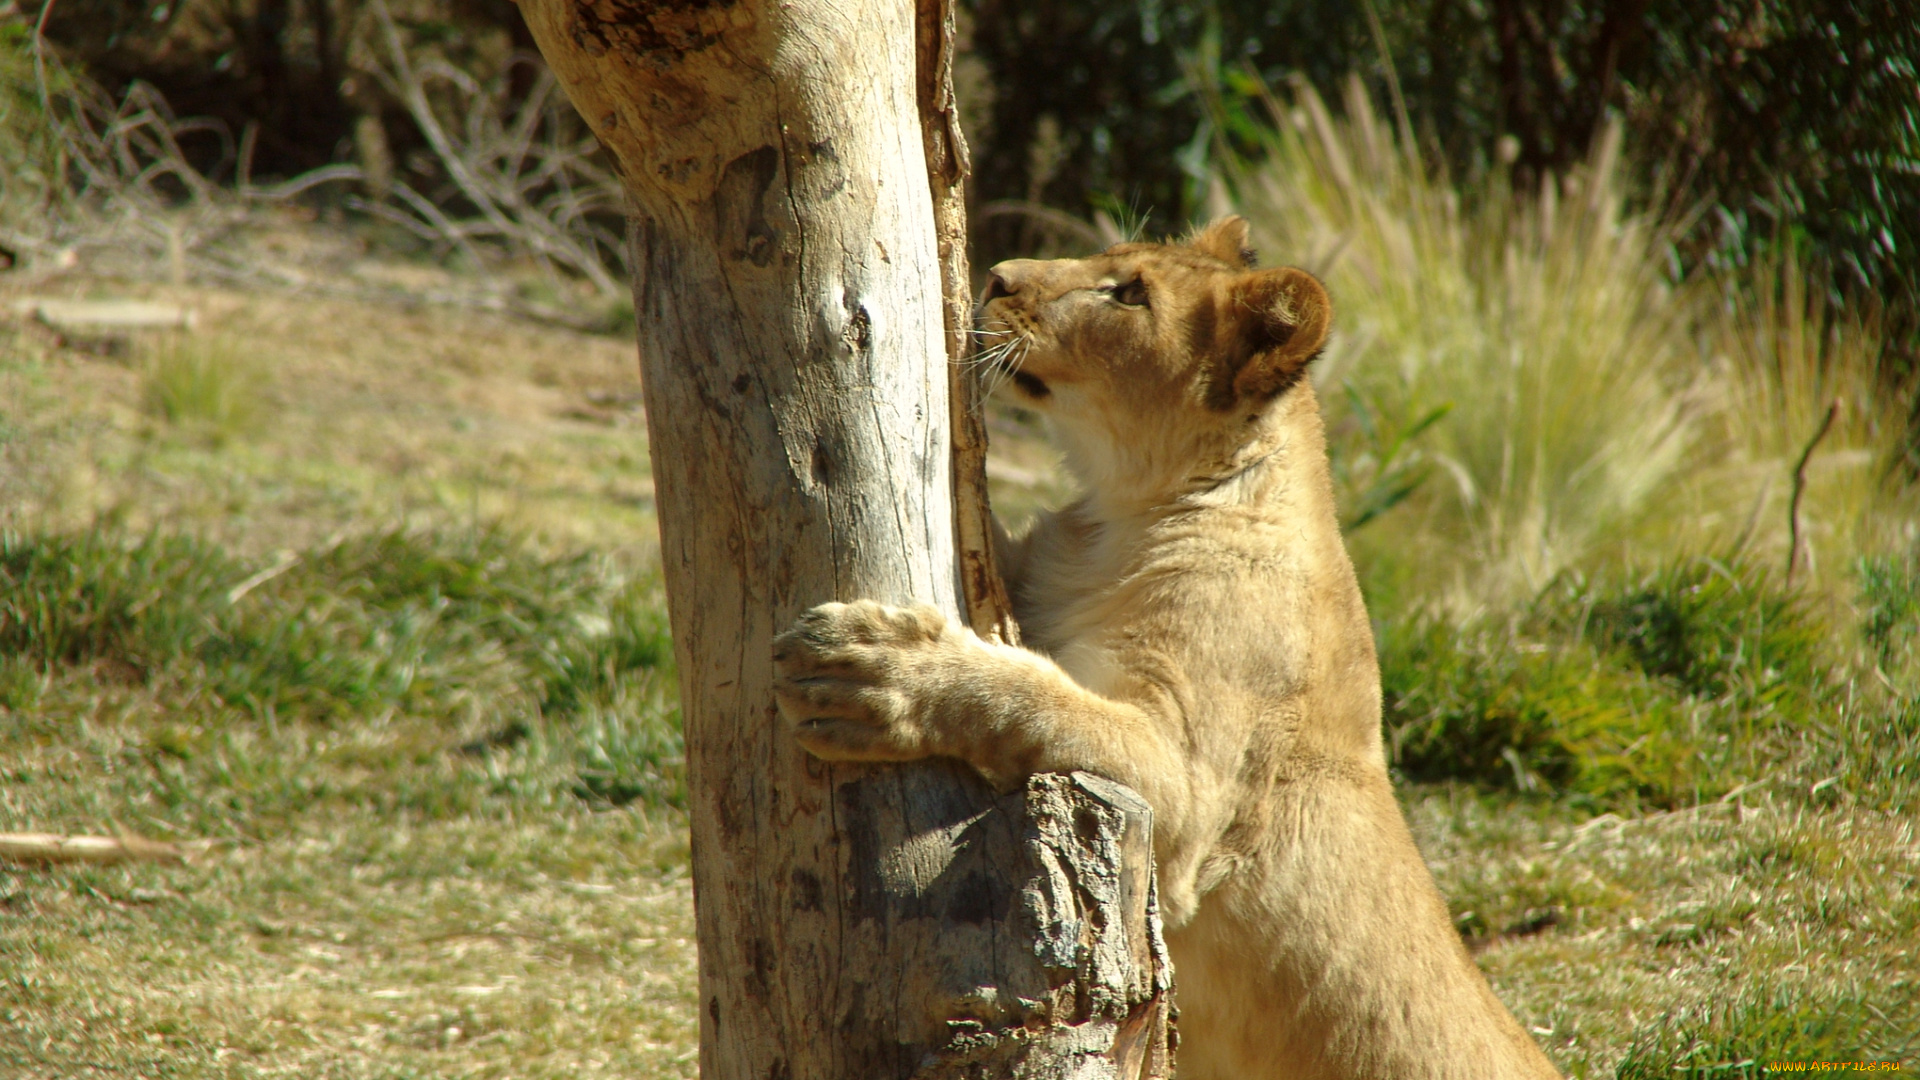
[1786,398,1841,584]
[10,12,626,317]
[0,832,192,866]
[919,0,1019,647]
[359,0,627,300]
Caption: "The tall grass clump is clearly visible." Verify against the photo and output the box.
[1219,75,1918,806]
[139,336,267,442]
[1673,252,1912,590]
[1229,76,1695,615]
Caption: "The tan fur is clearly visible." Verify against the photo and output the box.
[772,217,1562,1079]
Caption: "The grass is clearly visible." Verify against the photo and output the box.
[140,336,267,442]
[0,526,691,1077]
[1382,555,1883,809]
[0,24,63,241]
[1229,77,1695,614]
[1224,76,1912,622]
[0,273,655,551]
[0,526,682,804]
[1411,788,1920,1075]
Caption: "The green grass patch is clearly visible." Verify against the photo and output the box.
[139,337,268,443]
[1860,548,1920,688]
[0,522,696,1077]
[0,525,684,813]
[1612,979,1918,1077]
[1384,556,1917,810]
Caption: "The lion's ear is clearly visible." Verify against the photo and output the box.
[1190,216,1256,268]
[1230,266,1331,401]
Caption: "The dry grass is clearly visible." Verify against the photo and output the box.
[1,257,696,1077]
[2,752,697,1079]
[1413,787,1919,1073]
[0,272,653,554]
[1232,77,1696,615]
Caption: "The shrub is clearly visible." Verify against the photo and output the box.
[1569,559,1827,701]
[1384,615,1700,806]
[1384,556,1827,806]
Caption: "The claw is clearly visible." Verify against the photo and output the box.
[770,599,953,764]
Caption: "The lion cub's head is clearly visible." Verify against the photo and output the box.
[979,216,1331,500]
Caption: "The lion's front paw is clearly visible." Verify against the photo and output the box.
[771,600,951,763]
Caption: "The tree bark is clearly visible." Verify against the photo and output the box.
[514,1,1172,1076]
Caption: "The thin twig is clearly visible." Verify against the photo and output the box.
[226,551,300,605]
[30,0,57,118]
[1786,398,1840,584]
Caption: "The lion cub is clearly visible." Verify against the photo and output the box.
[772,218,1560,1079]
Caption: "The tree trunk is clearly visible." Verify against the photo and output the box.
[514,2,1173,1076]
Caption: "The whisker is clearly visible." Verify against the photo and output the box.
[957,335,1019,372]
[977,335,1031,399]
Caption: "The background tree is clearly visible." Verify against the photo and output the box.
[960,0,1918,365]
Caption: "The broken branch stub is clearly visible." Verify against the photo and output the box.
[886,772,1174,1080]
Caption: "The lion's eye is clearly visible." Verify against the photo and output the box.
[1109,279,1149,307]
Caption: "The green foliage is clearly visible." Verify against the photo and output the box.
[0,526,683,806]
[1385,557,1828,806]
[1611,978,1918,1076]
[1630,1,1920,318]
[1571,559,1828,701]
[1385,613,1697,805]
[965,0,1917,355]
[1389,0,1920,324]
[963,0,1372,256]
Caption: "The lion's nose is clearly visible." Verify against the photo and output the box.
[981,272,1013,305]
[984,259,1043,302]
